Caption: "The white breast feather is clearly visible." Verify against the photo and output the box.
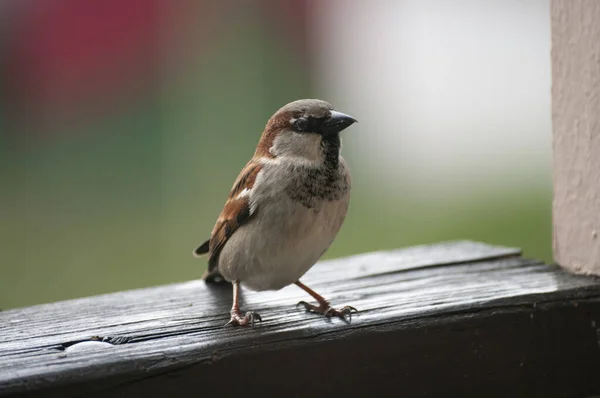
[216,158,350,291]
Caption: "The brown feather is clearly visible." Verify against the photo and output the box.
[202,161,263,281]
[254,110,293,158]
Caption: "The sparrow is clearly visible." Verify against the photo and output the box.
[193,99,358,327]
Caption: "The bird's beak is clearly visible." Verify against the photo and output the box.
[320,111,357,136]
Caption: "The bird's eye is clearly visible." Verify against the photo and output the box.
[294,118,309,132]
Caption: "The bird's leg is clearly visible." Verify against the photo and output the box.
[225,281,262,327]
[295,280,358,322]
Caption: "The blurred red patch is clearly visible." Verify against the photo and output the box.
[5,0,169,134]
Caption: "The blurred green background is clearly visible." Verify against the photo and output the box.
[0,0,551,310]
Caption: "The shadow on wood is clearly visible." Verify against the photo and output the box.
[1,241,600,397]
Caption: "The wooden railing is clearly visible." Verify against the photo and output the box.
[1,240,600,397]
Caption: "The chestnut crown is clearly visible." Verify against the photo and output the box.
[255,99,357,160]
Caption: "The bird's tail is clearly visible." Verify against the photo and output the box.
[194,238,229,284]
[202,269,228,284]
[193,239,210,257]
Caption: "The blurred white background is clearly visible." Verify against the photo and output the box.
[311,0,551,201]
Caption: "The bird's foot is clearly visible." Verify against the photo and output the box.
[225,310,262,327]
[297,301,358,323]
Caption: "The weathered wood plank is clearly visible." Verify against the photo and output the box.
[1,240,599,398]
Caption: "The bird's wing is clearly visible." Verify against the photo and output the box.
[194,160,262,282]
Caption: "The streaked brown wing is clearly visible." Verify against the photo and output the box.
[203,160,262,279]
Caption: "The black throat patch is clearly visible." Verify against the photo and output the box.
[284,133,350,209]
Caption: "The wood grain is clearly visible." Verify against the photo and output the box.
[1,240,599,398]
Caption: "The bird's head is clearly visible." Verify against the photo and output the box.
[255,99,357,164]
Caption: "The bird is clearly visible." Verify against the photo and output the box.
[193,99,358,327]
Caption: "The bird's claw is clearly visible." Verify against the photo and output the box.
[225,310,262,327]
[296,301,358,323]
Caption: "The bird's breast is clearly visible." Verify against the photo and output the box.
[263,156,351,209]
[218,158,351,291]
